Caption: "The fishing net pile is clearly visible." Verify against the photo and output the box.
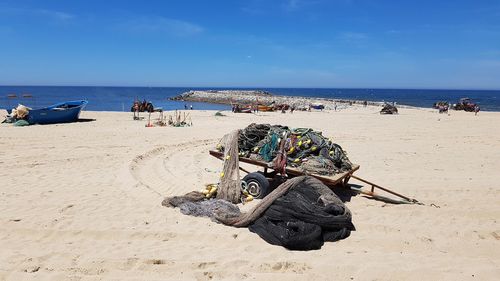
[163,176,354,250]
[162,124,355,250]
[162,191,241,220]
[217,123,352,176]
[247,176,354,250]
[2,104,31,126]
[380,103,398,114]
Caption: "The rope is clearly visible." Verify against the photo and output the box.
[273,131,288,175]
[215,176,306,227]
[290,127,312,136]
[259,133,279,161]
[216,130,242,203]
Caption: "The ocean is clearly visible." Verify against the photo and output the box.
[1,86,499,112]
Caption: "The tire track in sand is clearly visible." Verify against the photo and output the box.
[129,139,218,197]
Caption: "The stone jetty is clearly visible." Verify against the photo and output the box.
[170,90,391,110]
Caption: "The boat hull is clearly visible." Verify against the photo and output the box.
[257,105,273,112]
[310,105,324,110]
[27,100,88,125]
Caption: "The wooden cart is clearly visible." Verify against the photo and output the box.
[209,150,419,204]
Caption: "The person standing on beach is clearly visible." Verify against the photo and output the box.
[334,102,337,111]
[474,105,480,116]
[190,104,193,110]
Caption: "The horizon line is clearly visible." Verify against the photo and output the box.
[1,84,499,92]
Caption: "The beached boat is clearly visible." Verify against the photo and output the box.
[240,107,253,113]
[257,104,274,112]
[26,100,88,125]
[310,103,325,110]
[232,104,253,113]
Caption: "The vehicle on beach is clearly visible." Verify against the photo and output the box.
[209,150,415,204]
[433,101,449,109]
[210,123,417,204]
[7,100,88,125]
[433,101,449,113]
[130,99,154,112]
[452,98,477,112]
[380,103,398,114]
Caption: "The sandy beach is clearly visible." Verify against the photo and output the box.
[1,105,499,280]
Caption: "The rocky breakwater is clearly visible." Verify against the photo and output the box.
[170,90,272,105]
[171,90,388,110]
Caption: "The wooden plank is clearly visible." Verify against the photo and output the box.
[209,151,251,174]
[288,165,359,186]
[351,174,413,202]
[210,150,269,168]
[209,150,359,185]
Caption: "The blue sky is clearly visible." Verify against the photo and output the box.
[0,0,499,89]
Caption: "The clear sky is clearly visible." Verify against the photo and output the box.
[1,0,499,89]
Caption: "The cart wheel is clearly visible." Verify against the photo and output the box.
[243,172,270,199]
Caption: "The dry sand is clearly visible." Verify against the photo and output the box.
[0,106,499,280]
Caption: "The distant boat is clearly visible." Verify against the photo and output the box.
[26,100,88,125]
[240,106,253,113]
[310,103,325,110]
[257,104,274,112]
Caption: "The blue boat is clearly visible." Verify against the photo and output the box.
[26,100,88,125]
[310,103,325,110]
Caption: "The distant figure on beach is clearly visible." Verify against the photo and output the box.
[190,104,193,110]
[363,100,367,107]
[438,104,448,114]
[184,104,187,110]
[474,105,480,115]
[334,103,337,111]
[290,106,295,114]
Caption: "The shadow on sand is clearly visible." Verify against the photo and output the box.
[76,118,96,123]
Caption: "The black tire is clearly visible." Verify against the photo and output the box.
[243,172,270,199]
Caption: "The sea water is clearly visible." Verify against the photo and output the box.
[0,86,498,111]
